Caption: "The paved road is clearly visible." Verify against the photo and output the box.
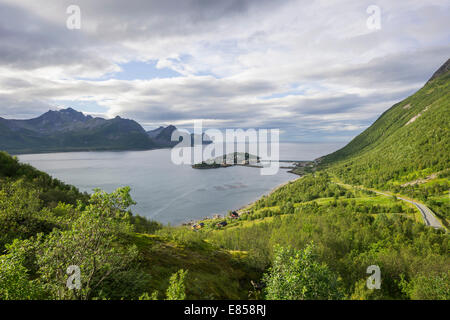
[334,181,444,230]
[372,190,443,229]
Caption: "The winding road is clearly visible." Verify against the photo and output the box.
[370,190,443,230]
[334,181,444,230]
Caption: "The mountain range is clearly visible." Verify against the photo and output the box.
[0,108,209,154]
[147,125,181,147]
[147,125,212,147]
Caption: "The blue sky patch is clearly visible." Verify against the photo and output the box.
[113,60,182,80]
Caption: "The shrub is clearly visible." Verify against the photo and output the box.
[263,244,343,300]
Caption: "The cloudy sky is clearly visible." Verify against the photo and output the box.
[0,0,449,142]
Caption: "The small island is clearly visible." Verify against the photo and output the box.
[192,162,227,169]
[192,152,260,169]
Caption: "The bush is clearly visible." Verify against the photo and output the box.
[263,244,343,300]
[0,248,44,300]
[166,269,188,300]
[401,272,450,300]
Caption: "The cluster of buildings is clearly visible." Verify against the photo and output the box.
[188,211,240,231]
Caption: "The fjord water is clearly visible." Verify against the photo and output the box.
[18,142,344,225]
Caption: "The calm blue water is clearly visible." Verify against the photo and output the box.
[18,142,344,225]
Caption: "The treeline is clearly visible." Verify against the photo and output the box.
[252,173,346,208]
[0,151,89,207]
[240,198,412,223]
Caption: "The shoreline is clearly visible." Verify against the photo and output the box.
[179,171,302,226]
[17,149,306,227]
[237,174,302,214]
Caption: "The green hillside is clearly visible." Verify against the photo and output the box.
[195,173,449,299]
[316,58,450,225]
[320,59,450,189]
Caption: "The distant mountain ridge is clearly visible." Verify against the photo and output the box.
[0,108,213,154]
[147,125,178,147]
[146,126,166,138]
[146,125,212,147]
[0,107,155,153]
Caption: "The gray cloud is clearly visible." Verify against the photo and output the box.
[305,46,450,87]
[0,3,116,76]
[0,0,449,141]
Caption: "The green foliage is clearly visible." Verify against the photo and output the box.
[131,232,259,300]
[139,291,159,300]
[0,187,152,300]
[253,173,345,208]
[86,186,136,219]
[350,279,385,300]
[263,244,343,300]
[166,269,188,300]
[0,249,44,300]
[130,214,162,234]
[396,178,450,225]
[400,272,450,300]
[0,151,89,207]
[203,174,449,299]
[0,180,58,253]
[35,212,138,300]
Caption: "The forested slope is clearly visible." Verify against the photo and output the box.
[321,59,450,189]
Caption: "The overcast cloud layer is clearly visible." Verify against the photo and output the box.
[0,0,449,141]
